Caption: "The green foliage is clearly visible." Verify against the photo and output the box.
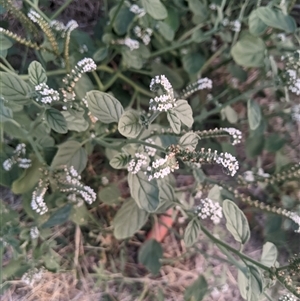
[1,0,300,299]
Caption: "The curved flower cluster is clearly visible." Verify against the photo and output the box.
[284,211,300,233]
[30,226,39,239]
[50,20,78,37]
[127,153,148,174]
[61,58,96,102]
[145,138,157,157]
[279,294,297,301]
[149,75,176,112]
[216,152,239,176]
[283,50,300,95]
[31,179,49,215]
[129,4,146,17]
[117,37,140,50]
[59,166,96,205]
[21,267,44,287]
[292,104,300,122]
[35,83,60,104]
[195,197,223,224]
[134,26,152,45]
[146,154,179,181]
[231,20,241,32]
[180,77,213,99]
[3,143,31,171]
[223,127,242,145]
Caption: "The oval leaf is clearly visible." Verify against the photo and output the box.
[223,199,250,244]
[113,198,149,239]
[248,10,268,36]
[128,171,160,212]
[0,72,31,104]
[28,61,47,86]
[167,110,181,134]
[118,110,142,138]
[45,108,68,134]
[51,140,87,174]
[86,91,124,123]
[256,7,296,33]
[109,152,130,169]
[179,132,199,151]
[61,109,89,132]
[41,204,72,228]
[247,99,262,130]
[184,275,208,301]
[260,242,278,267]
[138,239,163,275]
[231,34,266,68]
[142,0,168,20]
[184,218,201,247]
[238,265,263,301]
[98,184,121,206]
[172,100,194,127]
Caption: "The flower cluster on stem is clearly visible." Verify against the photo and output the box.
[21,267,44,287]
[31,179,49,215]
[283,50,300,95]
[149,75,176,112]
[180,78,213,99]
[35,83,60,104]
[61,58,96,102]
[3,143,31,171]
[133,26,152,45]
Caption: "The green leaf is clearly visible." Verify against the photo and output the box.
[74,74,95,100]
[260,242,278,267]
[184,218,201,247]
[86,91,124,124]
[61,109,89,132]
[122,45,150,69]
[0,33,13,50]
[93,47,108,62]
[238,265,263,301]
[11,157,42,194]
[247,99,261,131]
[207,185,222,203]
[182,52,205,74]
[248,10,268,36]
[109,5,134,35]
[246,134,264,158]
[98,184,122,206]
[0,98,13,122]
[192,29,208,43]
[113,198,149,239]
[0,72,31,104]
[223,200,250,244]
[51,140,87,174]
[42,204,72,228]
[128,171,160,212]
[167,110,181,134]
[223,105,238,124]
[138,239,163,275]
[265,134,285,152]
[118,110,142,138]
[109,152,130,169]
[158,181,176,209]
[142,0,168,20]
[157,21,175,41]
[231,34,266,68]
[178,132,199,151]
[172,99,194,127]
[70,203,90,225]
[256,7,296,33]
[184,275,208,301]
[28,61,47,86]
[45,108,68,134]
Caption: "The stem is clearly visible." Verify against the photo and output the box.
[194,84,273,122]
[201,225,270,271]
[107,0,125,32]
[50,0,74,20]
[199,44,228,75]
[0,62,16,74]
[0,56,15,71]
[232,0,250,46]
[92,71,104,91]
[117,139,165,152]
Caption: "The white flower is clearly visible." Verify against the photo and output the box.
[77,58,97,73]
[30,227,39,239]
[117,37,140,50]
[195,198,223,224]
[222,127,242,145]
[292,104,300,122]
[31,180,48,215]
[279,294,297,301]
[127,153,148,174]
[27,9,42,23]
[145,138,157,157]
[3,144,31,171]
[101,176,109,186]
[35,83,60,104]
[231,20,241,32]
[243,171,255,182]
[130,4,146,17]
[21,267,44,287]
[215,152,239,176]
[181,78,213,98]
[209,3,217,10]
